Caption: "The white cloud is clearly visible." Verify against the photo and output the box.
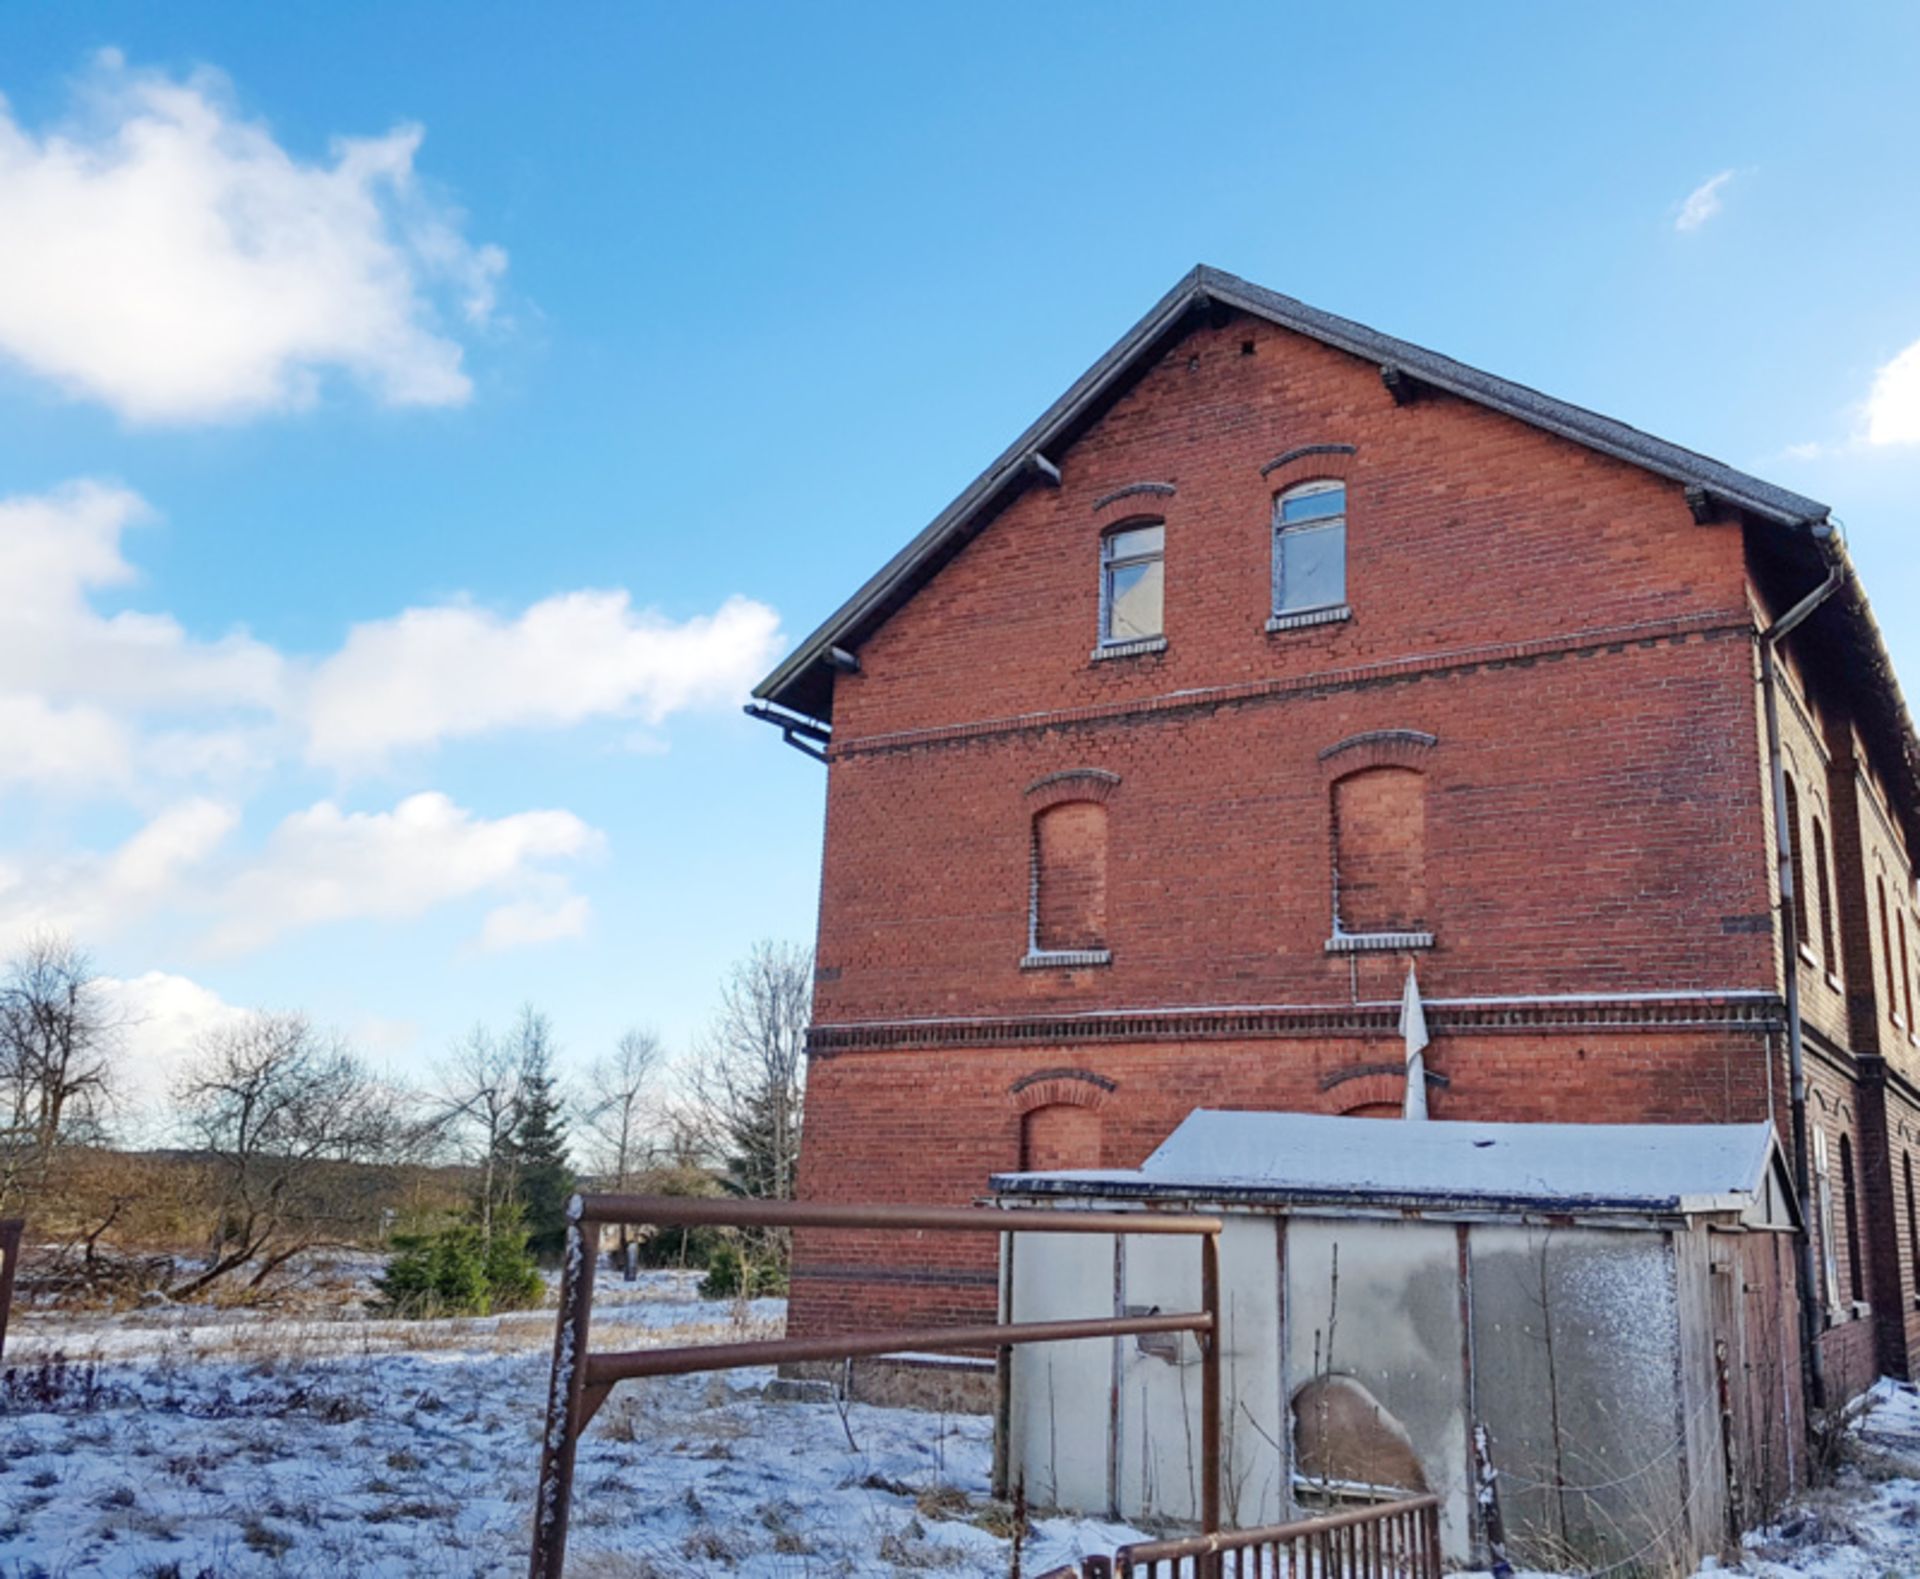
[0,797,239,946]
[1675,170,1734,233]
[204,792,601,954]
[1863,337,1920,447]
[303,591,784,769]
[0,694,131,789]
[0,481,283,717]
[0,791,599,957]
[0,50,505,423]
[97,969,250,1120]
[0,481,784,796]
[480,895,592,952]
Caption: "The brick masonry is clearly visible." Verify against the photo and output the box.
[774,307,1920,1397]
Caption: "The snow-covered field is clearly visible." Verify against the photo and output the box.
[3,1264,1919,1577]
[0,1267,1147,1577]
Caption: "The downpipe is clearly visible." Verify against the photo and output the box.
[1760,556,1844,1412]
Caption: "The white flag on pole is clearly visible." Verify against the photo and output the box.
[1400,962,1430,1120]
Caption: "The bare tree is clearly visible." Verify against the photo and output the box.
[434,1022,523,1244]
[0,931,119,1209]
[582,1027,665,1273]
[687,940,812,1204]
[170,1012,405,1298]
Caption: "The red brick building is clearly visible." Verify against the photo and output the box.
[749,266,1920,1401]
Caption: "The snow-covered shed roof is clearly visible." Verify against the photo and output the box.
[991,1110,1795,1222]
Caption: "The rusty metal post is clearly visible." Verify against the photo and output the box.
[529,1207,600,1579]
[1199,1228,1222,1579]
[0,1219,22,1361]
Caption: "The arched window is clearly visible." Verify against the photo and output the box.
[1099,521,1164,647]
[1903,910,1916,1028]
[1905,1153,1920,1294]
[1020,1103,1103,1170]
[1332,767,1428,938]
[1881,876,1899,1021]
[1783,776,1809,951]
[1813,1127,1841,1316]
[1812,818,1838,970]
[1840,1133,1864,1307]
[1273,481,1346,617]
[1027,801,1109,963]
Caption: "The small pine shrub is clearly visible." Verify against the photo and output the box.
[698,1239,788,1299]
[377,1218,542,1317]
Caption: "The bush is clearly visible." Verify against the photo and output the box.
[377,1219,542,1317]
[698,1238,788,1299]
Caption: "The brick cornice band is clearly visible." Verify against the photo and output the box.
[829,612,1752,761]
[808,993,1786,1055]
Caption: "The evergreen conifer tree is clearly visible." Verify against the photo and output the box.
[501,1005,575,1259]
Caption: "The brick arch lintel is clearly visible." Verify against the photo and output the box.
[1267,447,1359,499]
[1008,1067,1117,1114]
[1318,1060,1448,1116]
[1262,443,1358,487]
[1092,481,1177,515]
[1317,729,1438,782]
[1025,768,1121,812]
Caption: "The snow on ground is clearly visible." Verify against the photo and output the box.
[0,1269,1143,1577]
[1728,1378,1920,1578]
[4,1267,1920,1577]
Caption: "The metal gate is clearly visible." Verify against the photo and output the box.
[1037,1495,1442,1578]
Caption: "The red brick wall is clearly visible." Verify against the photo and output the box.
[815,633,1770,1027]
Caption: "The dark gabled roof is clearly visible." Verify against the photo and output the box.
[752,266,1920,850]
[754,264,1834,725]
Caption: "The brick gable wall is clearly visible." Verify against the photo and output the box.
[780,306,1914,1394]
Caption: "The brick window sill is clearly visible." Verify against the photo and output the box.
[1827,972,1843,992]
[1090,636,1167,663]
[1325,930,1435,954]
[1798,943,1820,970]
[1266,603,1351,635]
[1021,948,1112,971]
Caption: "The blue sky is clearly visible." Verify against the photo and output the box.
[1,4,1917,1110]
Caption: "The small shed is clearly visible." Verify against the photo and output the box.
[992,1110,1804,1575]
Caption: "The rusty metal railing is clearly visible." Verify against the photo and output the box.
[1039,1495,1442,1579]
[0,1219,21,1361]
[528,1194,1224,1579]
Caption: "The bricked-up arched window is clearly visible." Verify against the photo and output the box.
[1903,910,1917,1028]
[1905,1153,1920,1294]
[1812,818,1838,970]
[1332,767,1428,937]
[1784,776,1809,951]
[1840,1132,1864,1306]
[1881,876,1899,1021]
[1028,801,1109,961]
[1021,1103,1102,1170]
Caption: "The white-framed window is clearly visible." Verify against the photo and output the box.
[1099,521,1165,646]
[1273,480,1347,616]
